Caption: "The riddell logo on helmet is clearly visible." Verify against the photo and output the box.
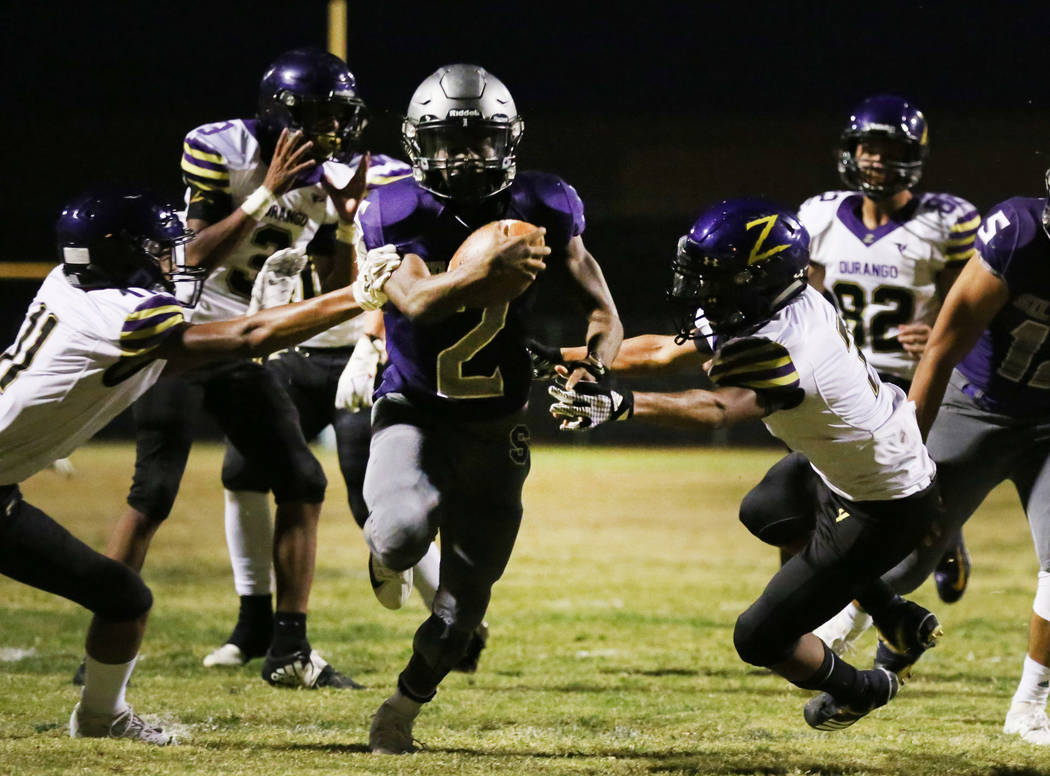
[448,109,481,117]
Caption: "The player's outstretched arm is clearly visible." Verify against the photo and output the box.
[156,249,398,373]
[558,236,622,388]
[909,256,1008,437]
[561,333,706,377]
[382,228,550,322]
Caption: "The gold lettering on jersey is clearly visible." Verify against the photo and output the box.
[264,204,309,228]
[745,215,790,265]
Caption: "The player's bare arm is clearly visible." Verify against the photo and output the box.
[562,333,704,377]
[186,128,316,272]
[632,385,767,429]
[318,153,371,290]
[557,236,623,388]
[909,256,1009,436]
[382,228,550,322]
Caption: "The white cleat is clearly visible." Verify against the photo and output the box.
[1004,701,1050,745]
[369,553,413,610]
[202,643,249,667]
[369,697,418,754]
[814,603,873,656]
[70,703,174,745]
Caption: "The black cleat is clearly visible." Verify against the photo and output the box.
[261,648,364,689]
[933,536,972,604]
[872,597,943,681]
[804,667,900,731]
[453,622,489,674]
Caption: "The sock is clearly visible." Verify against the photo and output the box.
[413,542,441,611]
[80,655,136,717]
[271,611,308,655]
[224,489,274,597]
[793,642,868,705]
[229,594,274,652]
[386,688,424,718]
[1012,654,1050,706]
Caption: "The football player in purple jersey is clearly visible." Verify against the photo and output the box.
[550,198,944,732]
[893,180,1050,745]
[357,64,622,754]
[94,48,375,691]
[0,187,397,744]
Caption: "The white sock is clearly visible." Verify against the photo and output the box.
[413,542,441,610]
[224,489,274,596]
[1012,654,1050,706]
[80,655,136,716]
[388,689,422,717]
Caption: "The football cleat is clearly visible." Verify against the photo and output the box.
[369,553,413,610]
[872,598,943,681]
[70,703,174,745]
[261,648,363,689]
[814,604,873,657]
[1004,701,1050,745]
[804,667,900,731]
[933,535,972,604]
[453,621,489,674]
[203,643,251,667]
[369,697,419,754]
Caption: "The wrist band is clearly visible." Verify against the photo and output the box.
[336,221,359,244]
[240,186,277,221]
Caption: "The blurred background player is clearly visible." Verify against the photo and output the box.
[0,187,396,744]
[95,47,370,690]
[889,175,1050,744]
[758,95,980,655]
[359,64,622,754]
[548,198,943,732]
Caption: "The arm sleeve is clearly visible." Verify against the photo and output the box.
[182,133,233,222]
[119,295,186,358]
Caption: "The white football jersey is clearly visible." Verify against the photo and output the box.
[0,268,183,484]
[707,286,936,501]
[181,118,410,349]
[799,191,979,381]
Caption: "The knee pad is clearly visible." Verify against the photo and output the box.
[738,489,812,547]
[733,604,796,667]
[267,451,327,505]
[364,515,431,572]
[88,562,154,621]
[1034,571,1050,622]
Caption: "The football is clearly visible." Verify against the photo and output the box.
[447,219,545,306]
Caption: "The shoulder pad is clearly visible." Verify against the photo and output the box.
[798,191,851,240]
[358,177,436,251]
[510,171,586,243]
[976,197,1043,274]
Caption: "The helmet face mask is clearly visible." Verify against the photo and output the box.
[58,189,205,305]
[258,48,367,163]
[837,95,928,200]
[668,200,810,339]
[402,64,523,202]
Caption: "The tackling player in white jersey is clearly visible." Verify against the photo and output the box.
[549,199,944,731]
[0,187,397,744]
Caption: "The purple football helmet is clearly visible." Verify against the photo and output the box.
[669,198,810,338]
[258,47,367,163]
[57,188,204,305]
[402,64,524,201]
[837,95,928,199]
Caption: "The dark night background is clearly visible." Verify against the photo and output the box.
[2,1,1048,443]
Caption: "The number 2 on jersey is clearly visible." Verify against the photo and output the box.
[436,304,509,399]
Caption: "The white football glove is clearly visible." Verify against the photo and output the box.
[548,379,634,430]
[247,248,308,315]
[335,335,385,412]
[352,244,402,310]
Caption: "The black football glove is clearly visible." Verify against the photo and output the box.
[548,378,634,430]
[525,338,565,381]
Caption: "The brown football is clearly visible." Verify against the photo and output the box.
[447,219,545,305]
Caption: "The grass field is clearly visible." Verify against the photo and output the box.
[0,441,1043,775]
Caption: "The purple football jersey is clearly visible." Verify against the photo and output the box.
[359,171,586,419]
[958,197,1050,415]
